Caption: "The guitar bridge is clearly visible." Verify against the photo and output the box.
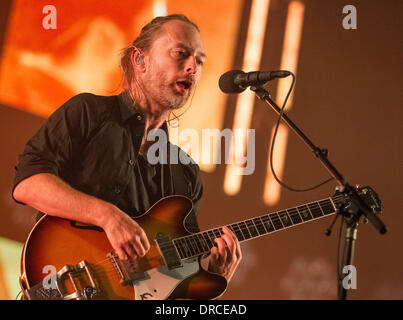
[107,252,146,285]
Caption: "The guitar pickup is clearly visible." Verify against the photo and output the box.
[155,232,182,270]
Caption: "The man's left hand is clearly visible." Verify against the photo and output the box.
[208,226,242,282]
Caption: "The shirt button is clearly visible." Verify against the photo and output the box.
[129,159,134,166]
[136,114,143,121]
[114,186,121,194]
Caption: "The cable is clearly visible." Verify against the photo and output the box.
[15,290,22,300]
[168,83,198,128]
[268,72,335,192]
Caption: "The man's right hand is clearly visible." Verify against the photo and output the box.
[13,173,150,261]
[102,207,151,261]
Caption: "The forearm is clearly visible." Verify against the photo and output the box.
[13,173,115,228]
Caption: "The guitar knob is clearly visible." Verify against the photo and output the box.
[84,286,95,299]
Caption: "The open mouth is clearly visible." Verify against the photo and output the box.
[176,80,192,92]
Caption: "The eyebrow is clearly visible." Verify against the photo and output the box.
[175,42,206,59]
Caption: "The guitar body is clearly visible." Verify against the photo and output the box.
[20,195,227,300]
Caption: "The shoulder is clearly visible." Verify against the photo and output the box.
[58,92,117,116]
[48,92,119,128]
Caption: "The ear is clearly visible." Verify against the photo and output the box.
[130,48,147,72]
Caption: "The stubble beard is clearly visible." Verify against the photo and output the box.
[143,67,190,111]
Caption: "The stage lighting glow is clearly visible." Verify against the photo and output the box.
[264,0,305,205]
[224,0,271,196]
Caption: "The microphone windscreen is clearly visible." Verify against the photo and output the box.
[218,70,245,94]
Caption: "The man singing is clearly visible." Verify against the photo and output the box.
[13,14,242,298]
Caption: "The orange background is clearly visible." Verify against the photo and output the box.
[0,0,402,300]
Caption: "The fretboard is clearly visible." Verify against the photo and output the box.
[173,193,347,260]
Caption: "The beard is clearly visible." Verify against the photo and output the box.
[141,65,192,111]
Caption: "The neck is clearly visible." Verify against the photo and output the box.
[127,84,172,132]
[170,194,345,260]
[144,109,170,133]
[127,87,172,158]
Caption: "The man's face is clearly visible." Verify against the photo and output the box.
[140,20,206,110]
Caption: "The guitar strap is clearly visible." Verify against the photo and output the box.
[170,163,187,196]
[167,143,200,233]
[166,138,188,196]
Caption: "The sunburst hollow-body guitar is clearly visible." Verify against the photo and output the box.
[19,186,381,300]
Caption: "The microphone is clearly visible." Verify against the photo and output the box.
[219,70,291,94]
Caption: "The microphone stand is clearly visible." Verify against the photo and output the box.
[249,85,387,300]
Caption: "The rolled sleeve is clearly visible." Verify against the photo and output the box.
[12,93,97,204]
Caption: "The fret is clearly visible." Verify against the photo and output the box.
[173,195,343,261]
[329,197,338,212]
[173,240,182,259]
[185,236,197,256]
[238,221,252,239]
[194,234,209,252]
[261,215,275,233]
[208,228,223,246]
[197,234,208,252]
[201,232,213,249]
[225,225,238,241]
[278,210,292,227]
[207,232,215,247]
[174,239,186,259]
[213,229,221,238]
[190,236,202,255]
[298,204,313,221]
[227,224,235,234]
[269,213,284,230]
[230,223,245,241]
[294,206,304,222]
[287,208,302,225]
[317,201,325,216]
[252,217,267,235]
[319,199,335,215]
[208,230,216,248]
[245,220,259,237]
[309,202,323,218]
[180,239,193,257]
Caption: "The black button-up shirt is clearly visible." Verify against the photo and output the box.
[12,91,203,232]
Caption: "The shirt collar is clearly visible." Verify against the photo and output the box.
[117,91,169,133]
[117,91,145,124]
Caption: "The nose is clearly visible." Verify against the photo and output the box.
[184,56,197,75]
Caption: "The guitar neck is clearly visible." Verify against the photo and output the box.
[173,193,347,260]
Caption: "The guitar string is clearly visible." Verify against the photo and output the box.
[60,194,351,285]
[172,194,346,247]
[69,196,350,285]
[79,194,348,277]
[91,194,347,267]
[172,195,348,258]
